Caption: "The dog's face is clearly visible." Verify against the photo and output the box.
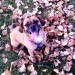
[23,16,45,44]
[23,16,42,34]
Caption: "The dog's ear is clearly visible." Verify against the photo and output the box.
[40,19,46,26]
[19,22,24,33]
[36,15,46,26]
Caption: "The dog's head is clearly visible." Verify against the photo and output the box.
[23,16,42,34]
[20,16,45,34]
[21,15,45,44]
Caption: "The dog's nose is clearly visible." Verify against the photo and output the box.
[31,24,37,32]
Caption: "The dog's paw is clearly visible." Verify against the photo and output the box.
[13,47,20,53]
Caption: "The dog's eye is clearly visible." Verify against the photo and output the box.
[25,22,31,27]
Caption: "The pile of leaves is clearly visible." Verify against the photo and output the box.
[0,0,75,75]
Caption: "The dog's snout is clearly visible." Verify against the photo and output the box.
[30,24,41,33]
[31,24,38,32]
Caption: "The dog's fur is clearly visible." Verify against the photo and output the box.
[10,15,48,62]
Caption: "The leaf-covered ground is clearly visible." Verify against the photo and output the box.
[0,0,75,75]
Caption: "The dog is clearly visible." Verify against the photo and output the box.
[10,15,49,62]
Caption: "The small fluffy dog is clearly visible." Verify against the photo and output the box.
[10,15,48,62]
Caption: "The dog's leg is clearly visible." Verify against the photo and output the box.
[10,33,20,53]
[28,49,36,63]
[10,41,21,53]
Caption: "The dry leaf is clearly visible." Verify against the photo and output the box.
[42,69,47,72]
[3,58,8,64]
[18,64,26,73]
[27,64,35,72]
